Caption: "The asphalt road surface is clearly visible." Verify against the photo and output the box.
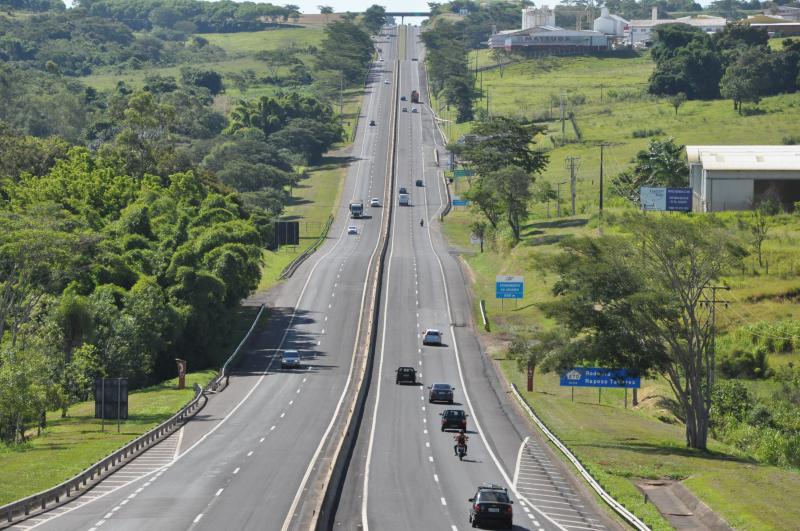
[21,26,400,531]
[333,25,616,531]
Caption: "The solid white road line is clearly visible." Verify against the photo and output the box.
[513,436,530,489]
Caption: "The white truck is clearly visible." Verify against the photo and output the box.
[349,200,364,218]
[399,193,409,206]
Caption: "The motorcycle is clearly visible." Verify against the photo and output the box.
[456,444,467,461]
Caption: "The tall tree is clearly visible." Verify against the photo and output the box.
[612,137,689,202]
[361,4,387,35]
[461,116,548,176]
[539,214,746,449]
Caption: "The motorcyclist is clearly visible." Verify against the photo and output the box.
[420,218,424,227]
[453,429,468,456]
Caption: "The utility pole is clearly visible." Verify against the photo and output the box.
[486,87,490,115]
[339,71,344,128]
[556,181,567,217]
[565,156,580,215]
[700,286,730,408]
[560,90,565,145]
[598,142,610,219]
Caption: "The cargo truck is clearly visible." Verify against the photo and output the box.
[399,193,409,206]
[411,90,419,103]
[349,200,364,218]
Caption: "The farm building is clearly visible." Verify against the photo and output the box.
[687,146,800,212]
[628,8,726,45]
[593,7,629,37]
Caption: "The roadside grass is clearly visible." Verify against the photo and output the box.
[197,27,323,55]
[502,360,800,530]
[258,157,348,291]
[0,369,215,506]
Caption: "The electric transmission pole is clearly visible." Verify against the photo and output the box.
[700,286,730,407]
[565,156,580,215]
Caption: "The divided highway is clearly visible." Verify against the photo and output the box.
[16,27,400,531]
[334,26,615,531]
[12,24,620,531]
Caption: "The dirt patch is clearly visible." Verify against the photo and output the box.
[745,286,800,303]
[636,479,733,530]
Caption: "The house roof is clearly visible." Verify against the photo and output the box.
[686,146,800,171]
[629,16,727,28]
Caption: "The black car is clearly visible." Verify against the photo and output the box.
[369,120,376,126]
[415,179,424,187]
[399,186,408,194]
[440,409,467,431]
[400,95,407,101]
[428,383,454,404]
[395,366,417,384]
[468,484,514,529]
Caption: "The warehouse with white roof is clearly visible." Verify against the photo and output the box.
[686,146,800,212]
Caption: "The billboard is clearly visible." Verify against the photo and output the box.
[641,187,692,212]
[95,378,129,420]
[275,221,300,246]
[559,367,641,389]
[495,275,524,299]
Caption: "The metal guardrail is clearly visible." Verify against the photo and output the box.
[510,383,651,531]
[209,303,268,393]
[1,383,206,528]
[278,215,335,281]
[479,299,490,331]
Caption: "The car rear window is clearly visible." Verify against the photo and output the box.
[445,410,464,418]
[478,492,510,503]
[432,384,450,390]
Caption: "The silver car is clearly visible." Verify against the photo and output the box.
[281,350,301,369]
[423,329,442,346]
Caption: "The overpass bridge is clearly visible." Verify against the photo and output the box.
[385,11,431,23]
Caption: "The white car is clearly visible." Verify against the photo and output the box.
[370,198,381,207]
[411,107,418,113]
[423,329,442,346]
[281,350,301,369]
[384,80,390,84]
[347,225,358,235]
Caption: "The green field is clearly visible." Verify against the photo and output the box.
[437,49,800,528]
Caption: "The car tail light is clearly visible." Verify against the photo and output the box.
[473,504,481,513]
[506,506,513,514]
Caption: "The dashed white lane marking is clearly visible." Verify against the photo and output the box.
[215,488,224,497]
[423,429,428,434]
[233,468,240,475]
[260,437,265,443]
[428,456,434,462]
[193,513,203,523]
[103,513,112,519]
[321,329,325,334]
[271,425,276,430]
[433,474,439,482]
[440,497,447,506]
[247,451,253,457]
[303,378,307,383]
[425,442,430,448]
[289,400,294,406]
[280,412,286,418]
[451,526,458,531]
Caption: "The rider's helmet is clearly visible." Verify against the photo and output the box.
[460,428,466,434]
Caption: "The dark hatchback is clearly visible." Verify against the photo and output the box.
[440,409,467,431]
[395,366,417,384]
[428,383,454,404]
[468,484,514,529]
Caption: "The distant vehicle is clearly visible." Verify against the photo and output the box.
[384,79,390,84]
[402,107,408,112]
[395,366,417,384]
[369,120,376,126]
[349,200,364,218]
[415,179,423,187]
[281,350,301,369]
[423,329,442,345]
[411,90,419,103]
[411,107,418,113]
[347,225,358,235]
[399,193,410,206]
[379,57,384,61]
[370,197,381,207]
[468,484,513,529]
[428,383,454,404]
[412,57,418,61]
[400,96,407,101]
[440,409,467,431]
[399,187,408,194]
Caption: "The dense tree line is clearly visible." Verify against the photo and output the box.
[76,0,298,33]
[0,0,64,11]
[421,20,476,123]
[649,23,800,105]
[0,10,226,76]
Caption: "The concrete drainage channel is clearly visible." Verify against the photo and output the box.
[0,304,267,529]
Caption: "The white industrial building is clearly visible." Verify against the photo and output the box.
[628,8,727,45]
[488,5,609,53]
[687,146,800,212]
[593,7,630,37]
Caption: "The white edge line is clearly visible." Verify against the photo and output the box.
[513,436,529,489]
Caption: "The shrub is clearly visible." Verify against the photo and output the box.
[718,346,770,379]
[632,128,664,138]
[711,380,753,423]
[783,135,800,145]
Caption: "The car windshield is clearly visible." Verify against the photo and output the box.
[432,384,449,390]
[478,491,510,503]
